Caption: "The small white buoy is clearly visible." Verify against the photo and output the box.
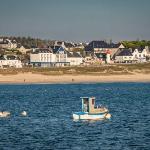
[105,113,111,119]
[21,111,27,116]
[0,111,10,117]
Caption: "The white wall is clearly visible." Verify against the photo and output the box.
[30,54,41,62]
[115,56,133,63]
[56,52,67,63]
[30,53,56,63]
[40,53,56,62]
[0,60,22,68]
[30,51,84,66]
[67,57,83,66]
[132,49,147,62]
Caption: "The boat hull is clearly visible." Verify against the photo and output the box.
[73,112,110,120]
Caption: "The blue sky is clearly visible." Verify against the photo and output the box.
[0,0,150,42]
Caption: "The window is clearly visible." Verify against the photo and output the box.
[92,99,94,105]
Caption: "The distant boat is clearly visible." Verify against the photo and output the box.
[21,111,27,116]
[0,111,10,117]
[73,97,111,120]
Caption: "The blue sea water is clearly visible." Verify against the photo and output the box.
[0,83,150,150]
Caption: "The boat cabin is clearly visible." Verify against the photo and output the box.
[81,97,108,114]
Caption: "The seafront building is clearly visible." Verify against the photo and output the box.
[115,47,149,63]
[85,40,124,58]
[50,46,69,66]
[132,47,147,62]
[0,37,150,67]
[30,47,83,67]
[0,55,22,68]
[115,49,134,63]
[66,51,83,66]
[84,40,124,64]
[30,48,56,67]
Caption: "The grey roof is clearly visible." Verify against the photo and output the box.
[6,55,17,60]
[85,41,121,51]
[132,47,145,53]
[0,55,20,60]
[51,46,61,53]
[0,39,16,44]
[32,48,52,54]
[117,49,133,56]
[31,46,38,49]
[64,42,75,48]
[0,40,9,44]
[67,51,82,58]
[50,46,66,54]
[11,40,17,44]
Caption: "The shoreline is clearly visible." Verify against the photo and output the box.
[0,73,150,84]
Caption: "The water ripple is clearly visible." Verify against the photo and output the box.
[0,83,150,150]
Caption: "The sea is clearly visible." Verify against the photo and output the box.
[0,83,150,150]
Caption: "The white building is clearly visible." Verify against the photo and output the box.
[30,48,56,67]
[30,47,70,67]
[0,55,22,68]
[85,40,125,59]
[51,46,69,66]
[30,47,83,67]
[132,47,147,62]
[115,49,134,63]
[67,51,83,66]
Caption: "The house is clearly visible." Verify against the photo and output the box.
[66,51,83,66]
[53,41,74,51]
[30,47,70,67]
[132,47,147,62]
[51,46,70,66]
[30,46,83,67]
[85,40,124,58]
[0,39,17,49]
[74,43,85,49]
[0,55,22,68]
[53,41,85,51]
[30,48,56,67]
[17,45,31,54]
[115,49,134,63]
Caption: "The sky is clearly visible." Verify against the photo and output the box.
[0,0,150,42]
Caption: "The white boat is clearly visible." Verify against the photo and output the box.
[73,97,111,120]
[0,111,10,118]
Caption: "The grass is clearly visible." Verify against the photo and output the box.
[0,63,150,75]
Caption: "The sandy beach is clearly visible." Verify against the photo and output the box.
[0,73,150,84]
